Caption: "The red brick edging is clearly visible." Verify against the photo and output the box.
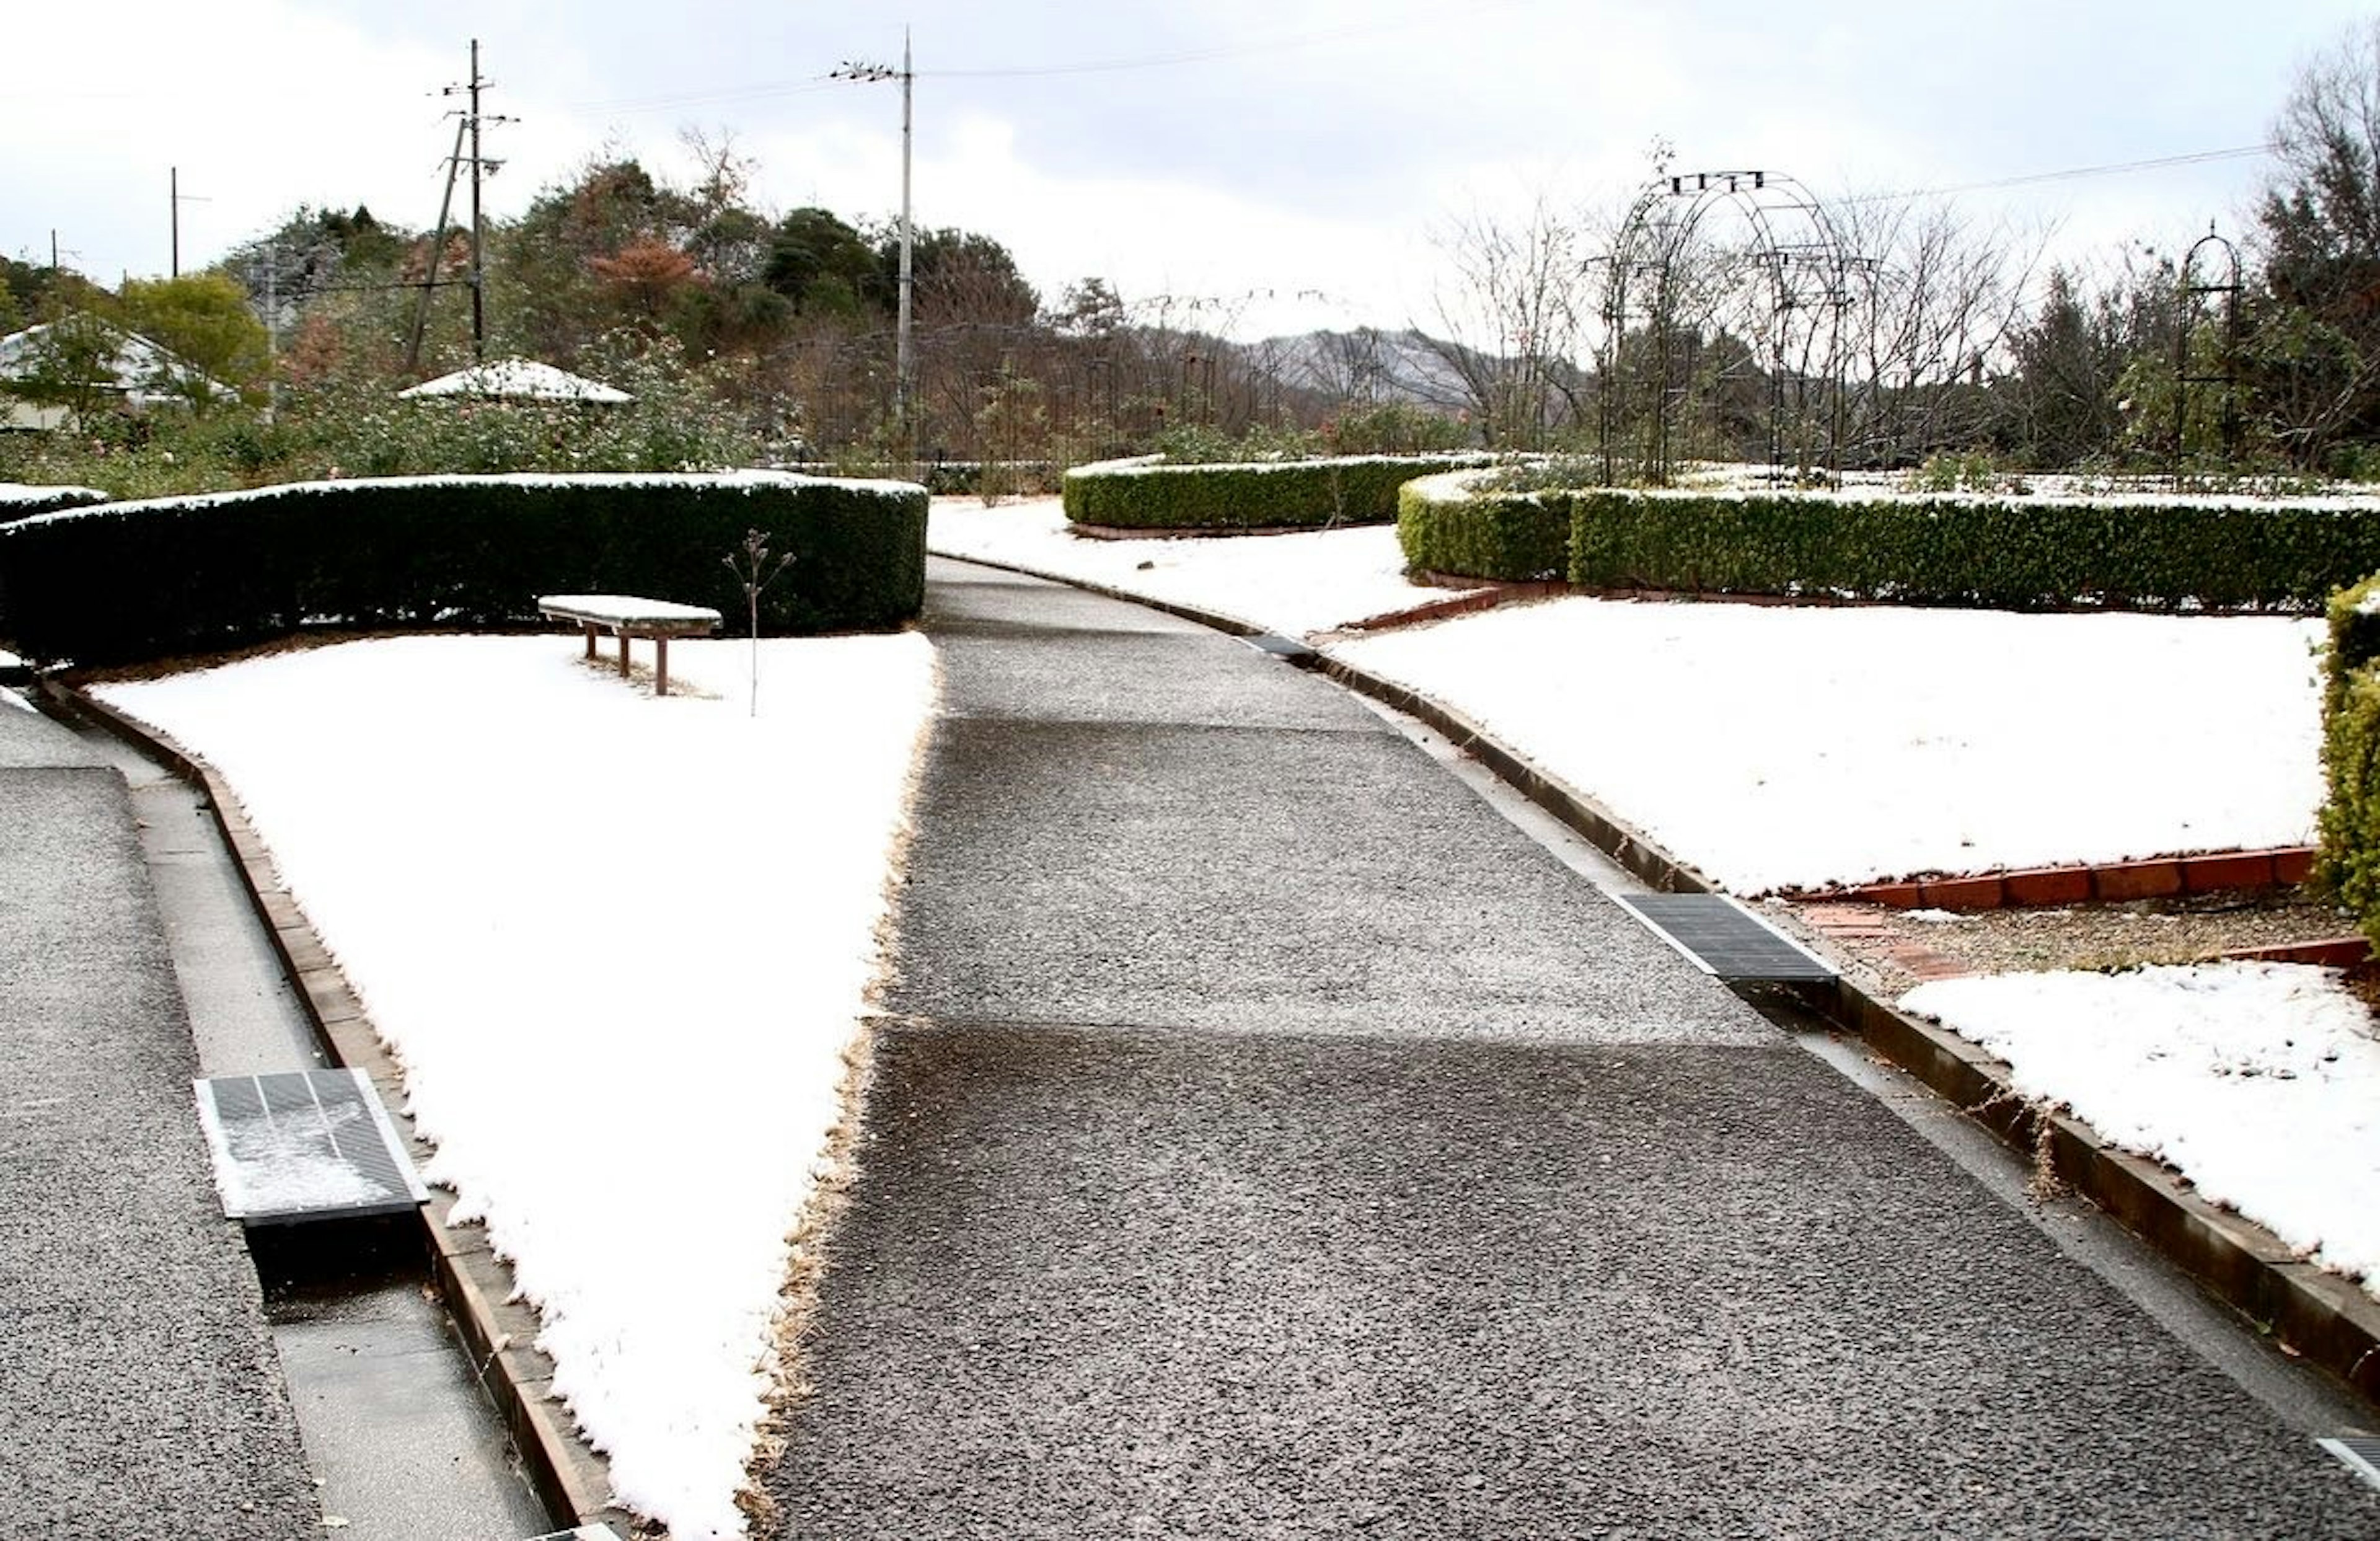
[1799,847,2317,912]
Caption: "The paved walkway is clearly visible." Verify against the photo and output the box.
[757,560,2378,1537]
[0,698,320,1538]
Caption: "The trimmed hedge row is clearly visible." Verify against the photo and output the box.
[1398,473,1569,581]
[1064,454,1491,531]
[1401,474,2380,612]
[2317,577,2380,944]
[0,483,110,523]
[0,471,925,667]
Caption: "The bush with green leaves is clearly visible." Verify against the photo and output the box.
[1402,473,2380,611]
[1398,471,1569,581]
[1063,453,1491,531]
[0,471,923,667]
[2317,576,2380,943]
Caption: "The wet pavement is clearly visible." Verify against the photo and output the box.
[0,699,320,1539]
[756,560,2380,1537]
[1,694,548,1540]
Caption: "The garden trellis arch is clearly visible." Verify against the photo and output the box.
[1597,169,1869,485]
[2173,226,2244,480]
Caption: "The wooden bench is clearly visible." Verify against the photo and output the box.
[537,594,722,697]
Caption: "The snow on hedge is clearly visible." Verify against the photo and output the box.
[6,468,920,527]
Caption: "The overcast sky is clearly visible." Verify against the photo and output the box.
[6,1,2374,340]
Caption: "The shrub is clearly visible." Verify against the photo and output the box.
[2317,576,2380,943]
[1402,474,2380,611]
[1397,472,1569,581]
[1062,453,1491,531]
[0,471,924,667]
[1564,488,2380,611]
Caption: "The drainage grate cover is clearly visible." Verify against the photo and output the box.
[2322,1435,2380,1493]
[193,1068,428,1224]
[1241,632,1317,663]
[1611,892,1838,983]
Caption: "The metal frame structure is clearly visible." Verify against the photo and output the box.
[2173,226,2244,482]
[1597,170,1869,486]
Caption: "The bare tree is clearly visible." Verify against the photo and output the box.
[1423,198,1589,449]
[1830,196,2042,466]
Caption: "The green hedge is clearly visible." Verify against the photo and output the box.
[0,483,110,523]
[2317,577,2380,942]
[0,471,925,667]
[1402,475,2380,611]
[1397,472,1569,581]
[1063,454,1490,531]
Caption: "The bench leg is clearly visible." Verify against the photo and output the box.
[582,623,598,661]
[618,633,631,678]
[655,637,670,698]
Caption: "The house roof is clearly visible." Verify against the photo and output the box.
[0,317,233,404]
[397,358,633,404]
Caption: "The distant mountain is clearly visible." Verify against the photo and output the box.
[1251,327,1486,415]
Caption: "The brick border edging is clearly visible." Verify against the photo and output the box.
[1796,848,2320,912]
[922,552,2380,1410]
[42,679,644,1540]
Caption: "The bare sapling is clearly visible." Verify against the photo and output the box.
[724,528,795,717]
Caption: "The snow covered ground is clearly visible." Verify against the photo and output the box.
[930,495,1470,637]
[1902,965,2380,1295]
[97,634,937,1541]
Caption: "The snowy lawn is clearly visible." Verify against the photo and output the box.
[98,632,937,1541]
[930,495,1468,636]
[1903,964,2380,1303]
[1334,601,2325,894]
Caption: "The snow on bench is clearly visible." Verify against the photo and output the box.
[538,593,722,697]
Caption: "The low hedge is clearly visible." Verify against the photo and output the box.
[1401,474,2380,612]
[0,471,925,667]
[1,483,110,523]
[2317,576,2380,943]
[1063,453,1490,531]
[1398,472,1569,581]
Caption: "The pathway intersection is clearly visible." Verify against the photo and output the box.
[757,559,2378,1537]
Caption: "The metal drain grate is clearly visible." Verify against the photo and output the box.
[193,1068,428,1224]
[2322,1434,2380,1493]
[1241,632,1317,663]
[1612,891,1838,983]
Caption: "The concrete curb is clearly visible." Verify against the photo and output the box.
[42,679,646,1540]
[926,549,2380,1410]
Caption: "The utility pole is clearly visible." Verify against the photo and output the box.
[405,117,468,374]
[169,167,208,278]
[434,40,509,363]
[832,33,915,451]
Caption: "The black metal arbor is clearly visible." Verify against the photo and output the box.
[2173,225,2244,480]
[1596,170,1869,485]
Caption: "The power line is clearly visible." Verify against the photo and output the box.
[558,14,1439,117]
[1838,144,2275,205]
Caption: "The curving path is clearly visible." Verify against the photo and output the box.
[756,558,2377,1537]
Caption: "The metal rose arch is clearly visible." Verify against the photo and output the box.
[1595,169,1871,486]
